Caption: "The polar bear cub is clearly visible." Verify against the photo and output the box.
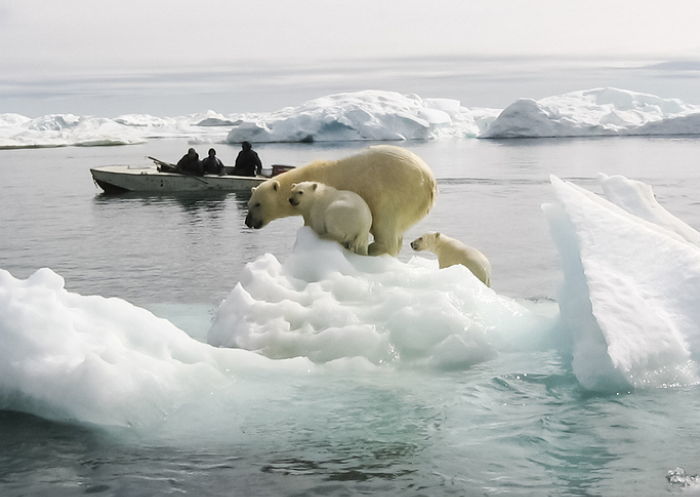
[411,232,492,287]
[289,181,373,255]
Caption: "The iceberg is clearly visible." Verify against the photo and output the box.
[225,90,499,143]
[0,110,238,149]
[483,88,700,138]
[544,174,700,391]
[0,113,146,148]
[4,88,700,148]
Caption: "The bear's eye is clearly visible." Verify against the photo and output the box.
[254,202,261,208]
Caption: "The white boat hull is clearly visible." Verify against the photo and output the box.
[90,165,266,193]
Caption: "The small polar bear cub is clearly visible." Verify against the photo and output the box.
[411,232,492,287]
[289,181,373,255]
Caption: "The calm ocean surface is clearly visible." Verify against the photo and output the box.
[2,136,700,496]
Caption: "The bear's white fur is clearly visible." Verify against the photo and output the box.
[245,145,436,256]
[411,232,492,287]
[289,181,372,255]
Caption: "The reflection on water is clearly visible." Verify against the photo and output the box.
[93,190,251,211]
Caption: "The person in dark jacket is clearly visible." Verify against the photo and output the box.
[201,148,224,175]
[176,148,203,176]
[232,141,262,176]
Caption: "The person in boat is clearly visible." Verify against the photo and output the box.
[201,148,224,175]
[175,147,203,176]
[232,141,262,177]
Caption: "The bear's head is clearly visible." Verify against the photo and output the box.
[410,232,440,251]
[245,179,282,229]
[288,181,319,209]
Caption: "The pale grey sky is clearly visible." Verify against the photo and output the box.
[2,0,700,76]
[3,0,700,115]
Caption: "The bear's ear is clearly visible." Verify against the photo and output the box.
[290,183,297,189]
[251,186,257,192]
[435,232,441,238]
[312,182,318,191]
[272,181,280,192]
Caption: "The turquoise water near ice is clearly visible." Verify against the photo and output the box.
[2,137,700,495]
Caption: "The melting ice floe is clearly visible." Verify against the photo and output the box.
[4,87,700,148]
[0,231,552,426]
[0,268,312,426]
[209,228,547,367]
[544,174,700,391]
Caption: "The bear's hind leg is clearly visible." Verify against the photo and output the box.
[368,234,402,256]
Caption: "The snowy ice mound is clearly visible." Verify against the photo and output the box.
[544,175,700,391]
[483,88,700,138]
[226,90,498,143]
[5,88,700,148]
[208,227,548,369]
[0,111,237,149]
[0,268,311,426]
[0,113,145,148]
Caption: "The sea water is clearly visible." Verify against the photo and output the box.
[2,135,700,496]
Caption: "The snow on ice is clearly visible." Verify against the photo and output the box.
[4,88,700,148]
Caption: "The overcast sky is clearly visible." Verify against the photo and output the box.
[2,0,700,77]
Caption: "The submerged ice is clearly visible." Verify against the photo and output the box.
[4,87,700,148]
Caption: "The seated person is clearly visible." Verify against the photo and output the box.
[231,141,262,176]
[201,148,224,175]
[175,148,203,176]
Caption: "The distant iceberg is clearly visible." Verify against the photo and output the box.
[483,87,700,138]
[225,90,499,143]
[0,110,236,149]
[3,88,700,148]
[0,113,146,148]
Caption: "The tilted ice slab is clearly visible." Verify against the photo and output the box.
[0,268,311,427]
[226,90,499,143]
[483,87,700,138]
[209,227,550,369]
[544,174,700,391]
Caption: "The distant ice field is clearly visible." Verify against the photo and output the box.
[4,87,700,149]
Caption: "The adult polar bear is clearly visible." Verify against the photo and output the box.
[245,145,436,256]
